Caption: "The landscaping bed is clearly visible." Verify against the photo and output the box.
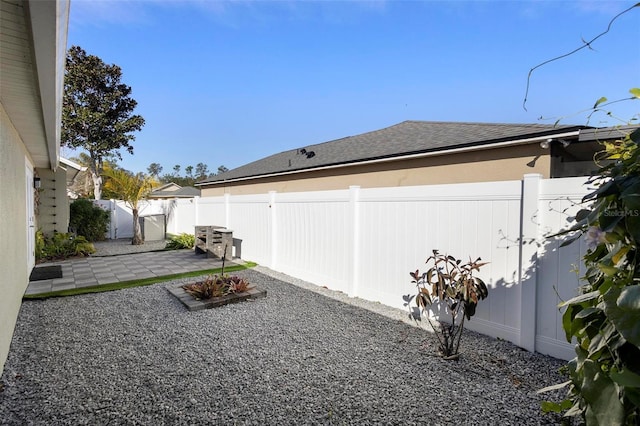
[0,267,567,425]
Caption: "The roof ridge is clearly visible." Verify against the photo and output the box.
[403,119,572,127]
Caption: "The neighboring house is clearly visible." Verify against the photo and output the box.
[0,0,69,372]
[61,157,88,200]
[197,120,631,196]
[61,157,86,189]
[148,182,201,199]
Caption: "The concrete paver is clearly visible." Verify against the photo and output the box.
[26,249,235,296]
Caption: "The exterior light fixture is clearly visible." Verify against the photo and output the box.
[540,138,552,149]
[560,139,571,148]
[33,177,41,189]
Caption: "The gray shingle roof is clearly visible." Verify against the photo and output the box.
[199,120,585,185]
[149,186,201,198]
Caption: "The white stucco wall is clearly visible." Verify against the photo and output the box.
[37,167,70,235]
[0,104,31,373]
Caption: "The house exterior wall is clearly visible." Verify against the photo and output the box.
[0,0,69,374]
[0,104,31,373]
[36,167,70,235]
[201,144,551,196]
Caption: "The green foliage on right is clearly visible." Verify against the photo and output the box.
[165,233,195,250]
[69,199,110,242]
[35,232,95,262]
[541,126,640,425]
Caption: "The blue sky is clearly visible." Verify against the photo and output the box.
[65,0,640,175]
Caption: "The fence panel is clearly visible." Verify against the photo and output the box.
[197,197,227,228]
[226,194,272,267]
[274,190,353,294]
[169,199,196,235]
[535,177,589,359]
[357,182,524,344]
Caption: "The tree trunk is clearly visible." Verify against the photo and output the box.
[91,171,103,200]
[131,208,144,245]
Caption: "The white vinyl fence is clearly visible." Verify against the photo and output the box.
[98,174,590,360]
[93,199,170,240]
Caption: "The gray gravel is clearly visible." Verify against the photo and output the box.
[92,238,170,256]
[0,266,569,425]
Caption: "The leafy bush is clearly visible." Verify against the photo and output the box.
[409,250,488,358]
[541,127,640,424]
[35,229,46,260]
[36,232,95,262]
[69,199,110,242]
[165,233,195,250]
[182,275,252,300]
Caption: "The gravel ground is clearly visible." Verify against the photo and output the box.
[1,254,570,425]
[91,238,170,256]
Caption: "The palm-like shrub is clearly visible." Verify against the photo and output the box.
[183,275,252,300]
[102,167,156,245]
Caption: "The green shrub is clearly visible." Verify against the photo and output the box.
[35,229,46,261]
[69,199,110,242]
[409,250,488,359]
[541,127,640,424]
[36,232,95,261]
[165,233,195,250]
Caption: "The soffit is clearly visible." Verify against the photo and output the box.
[0,0,65,169]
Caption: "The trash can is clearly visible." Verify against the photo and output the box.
[140,214,166,241]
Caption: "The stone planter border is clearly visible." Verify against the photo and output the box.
[167,284,267,311]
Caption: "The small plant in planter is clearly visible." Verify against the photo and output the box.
[182,274,252,300]
[228,275,250,293]
[410,250,489,359]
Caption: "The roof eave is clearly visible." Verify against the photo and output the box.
[579,125,639,142]
[27,0,70,170]
[197,128,582,187]
[2,0,70,171]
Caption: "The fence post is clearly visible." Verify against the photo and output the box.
[519,173,541,352]
[269,191,277,270]
[349,186,361,298]
[171,198,178,235]
[110,199,117,239]
[193,196,200,227]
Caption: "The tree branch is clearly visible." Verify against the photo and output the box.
[523,2,639,111]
